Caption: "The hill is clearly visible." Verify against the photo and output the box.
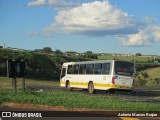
[98,54,153,63]
[0,48,89,80]
[146,67,160,79]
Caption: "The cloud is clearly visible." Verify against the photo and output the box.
[44,0,146,37]
[27,0,80,9]
[118,26,160,46]
[27,0,46,7]
[28,0,160,47]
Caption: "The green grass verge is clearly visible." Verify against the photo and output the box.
[146,67,160,79]
[0,90,160,111]
[0,77,58,90]
[98,55,152,62]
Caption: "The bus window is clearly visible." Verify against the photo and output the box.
[79,64,86,74]
[86,64,94,74]
[102,63,110,74]
[72,64,79,74]
[115,61,134,76]
[94,63,102,74]
[61,68,66,78]
[67,65,72,74]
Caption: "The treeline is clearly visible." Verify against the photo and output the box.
[135,63,160,72]
[80,51,98,59]
[0,49,87,80]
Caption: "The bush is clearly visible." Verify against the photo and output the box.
[136,63,160,72]
[146,79,158,87]
[135,79,147,87]
[141,71,149,79]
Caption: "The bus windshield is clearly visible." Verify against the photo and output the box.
[114,61,134,76]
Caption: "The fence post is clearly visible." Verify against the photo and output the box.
[13,77,17,93]
[22,77,25,92]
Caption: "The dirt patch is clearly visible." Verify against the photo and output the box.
[2,102,104,111]
[2,102,67,111]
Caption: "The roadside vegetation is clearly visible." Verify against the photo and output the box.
[0,77,57,90]
[98,54,153,63]
[0,90,160,111]
[135,68,160,87]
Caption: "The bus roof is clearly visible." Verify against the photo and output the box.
[62,60,134,67]
[62,60,114,67]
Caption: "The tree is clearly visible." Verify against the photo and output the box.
[42,47,52,54]
[84,51,93,55]
[141,71,149,79]
[83,51,98,59]
[136,53,142,56]
[55,50,63,55]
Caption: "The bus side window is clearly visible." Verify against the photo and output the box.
[86,64,94,74]
[94,63,102,74]
[102,63,110,74]
[73,64,79,74]
[79,64,86,74]
[67,65,73,74]
[61,68,66,78]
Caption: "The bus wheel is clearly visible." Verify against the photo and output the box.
[66,81,72,91]
[88,82,95,94]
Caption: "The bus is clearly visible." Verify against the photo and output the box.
[60,60,135,94]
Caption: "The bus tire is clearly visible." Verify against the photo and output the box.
[66,81,72,91]
[88,82,95,94]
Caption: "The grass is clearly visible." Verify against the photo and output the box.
[135,67,160,87]
[98,55,152,62]
[0,90,160,111]
[0,77,58,90]
[0,77,160,111]
[146,67,160,79]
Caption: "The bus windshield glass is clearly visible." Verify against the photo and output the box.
[115,61,134,76]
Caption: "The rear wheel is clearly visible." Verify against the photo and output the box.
[88,82,95,94]
[66,81,72,91]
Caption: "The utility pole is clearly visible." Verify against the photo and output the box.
[22,77,25,92]
[7,60,9,77]
[3,43,6,48]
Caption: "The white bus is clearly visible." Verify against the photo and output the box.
[60,60,135,94]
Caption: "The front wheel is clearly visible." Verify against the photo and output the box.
[88,82,95,94]
[66,81,72,91]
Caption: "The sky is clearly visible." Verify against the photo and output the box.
[0,0,160,55]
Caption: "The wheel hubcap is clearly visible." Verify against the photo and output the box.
[89,84,93,93]
[67,83,70,89]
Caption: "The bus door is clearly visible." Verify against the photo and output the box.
[60,67,67,83]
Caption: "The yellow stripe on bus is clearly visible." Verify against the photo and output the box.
[70,82,87,86]
[94,83,116,88]
[60,81,65,85]
[60,81,133,90]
